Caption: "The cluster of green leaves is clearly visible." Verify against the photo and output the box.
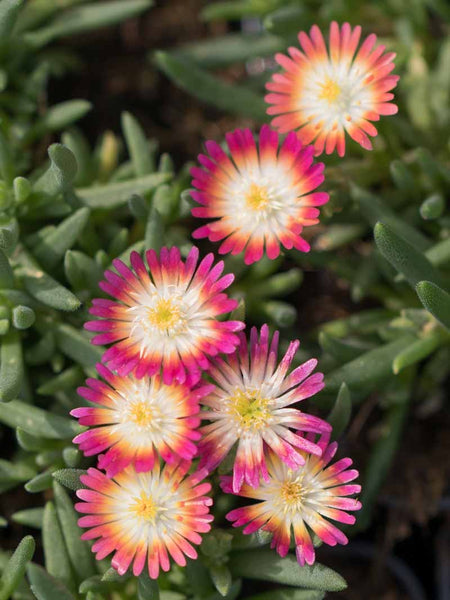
[155,0,450,537]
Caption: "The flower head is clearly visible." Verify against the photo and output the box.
[265,22,399,156]
[85,246,244,385]
[191,126,328,264]
[76,461,213,579]
[71,363,212,477]
[198,325,331,493]
[222,433,361,566]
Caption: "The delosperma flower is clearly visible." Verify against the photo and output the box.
[265,22,399,156]
[191,125,329,264]
[221,433,361,566]
[76,461,213,579]
[71,363,212,477]
[85,246,244,385]
[198,325,331,493]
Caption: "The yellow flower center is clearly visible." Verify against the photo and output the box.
[245,183,270,211]
[281,481,303,503]
[130,492,159,523]
[228,388,271,431]
[128,401,152,428]
[147,298,185,333]
[318,78,341,104]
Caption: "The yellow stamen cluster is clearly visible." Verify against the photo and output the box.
[228,388,271,431]
[245,183,270,211]
[130,492,159,523]
[147,298,186,334]
[318,78,341,104]
[128,401,153,428]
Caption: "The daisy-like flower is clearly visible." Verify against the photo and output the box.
[198,324,331,493]
[71,363,212,478]
[76,461,213,579]
[222,433,361,566]
[265,22,399,156]
[191,125,328,264]
[85,246,244,385]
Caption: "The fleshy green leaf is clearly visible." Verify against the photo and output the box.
[77,172,171,210]
[55,324,103,367]
[34,144,78,196]
[42,502,75,591]
[11,508,44,529]
[17,250,81,312]
[393,328,447,373]
[12,306,35,330]
[25,0,153,47]
[327,383,352,440]
[0,249,14,288]
[27,563,76,600]
[229,550,347,592]
[416,281,450,329]
[264,5,308,35]
[64,250,103,292]
[420,194,445,220]
[374,222,443,289]
[324,335,416,397]
[137,570,160,599]
[52,469,87,491]
[33,207,90,269]
[29,104,92,142]
[244,589,325,600]
[155,51,267,121]
[0,0,24,39]
[209,565,232,597]
[0,331,23,402]
[145,205,164,251]
[172,32,286,69]
[0,399,81,439]
[0,219,19,252]
[351,185,431,251]
[0,536,35,600]
[121,112,155,176]
[54,482,96,580]
[318,332,366,363]
[24,470,54,493]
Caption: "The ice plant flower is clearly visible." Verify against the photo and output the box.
[76,460,213,578]
[85,246,244,385]
[71,363,212,477]
[198,325,331,493]
[191,125,329,264]
[265,22,399,156]
[222,433,361,566]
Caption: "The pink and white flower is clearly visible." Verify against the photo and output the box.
[85,246,244,385]
[71,363,212,477]
[266,22,399,156]
[191,126,328,264]
[198,325,331,493]
[222,433,361,566]
[76,461,213,579]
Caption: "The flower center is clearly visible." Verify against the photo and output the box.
[128,401,152,428]
[281,481,303,503]
[318,78,341,104]
[130,492,159,523]
[229,388,271,431]
[245,183,270,211]
[147,298,186,334]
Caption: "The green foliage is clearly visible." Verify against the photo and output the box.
[0,536,35,600]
